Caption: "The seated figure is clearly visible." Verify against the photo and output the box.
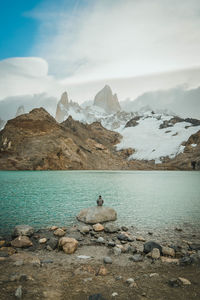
[97,195,104,206]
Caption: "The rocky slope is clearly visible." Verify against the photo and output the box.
[0,108,128,170]
[0,108,199,170]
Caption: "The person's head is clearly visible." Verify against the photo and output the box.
[99,195,101,199]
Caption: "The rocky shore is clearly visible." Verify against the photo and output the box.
[0,222,200,300]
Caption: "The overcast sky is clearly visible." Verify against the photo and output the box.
[0,0,200,101]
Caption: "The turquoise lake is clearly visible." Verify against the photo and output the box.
[0,171,200,235]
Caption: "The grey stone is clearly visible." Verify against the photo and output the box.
[129,254,143,262]
[108,241,116,247]
[15,285,22,299]
[168,278,181,287]
[121,226,128,232]
[47,237,58,250]
[103,256,112,264]
[104,223,119,233]
[77,206,117,224]
[179,256,193,265]
[113,247,121,256]
[97,237,105,244]
[79,225,91,234]
[143,241,162,254]
[117,233,128,241]
[13,225,34,237]
[41,259,53,264]
[189,244,200,251]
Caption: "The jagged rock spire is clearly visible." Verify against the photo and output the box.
[55,92,69,122]
[94,85,121,114]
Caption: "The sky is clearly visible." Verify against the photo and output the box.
[0,0,200,102]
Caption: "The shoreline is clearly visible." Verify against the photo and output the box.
[0,222,200,299]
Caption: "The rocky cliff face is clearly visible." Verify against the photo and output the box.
[94,85,121,114]
[0,108,199,170]
[55,92,69,122]
[0,108,127,170]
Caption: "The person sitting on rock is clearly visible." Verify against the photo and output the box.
[97,195,104,206]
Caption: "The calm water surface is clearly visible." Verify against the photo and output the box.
[0,171,200,234]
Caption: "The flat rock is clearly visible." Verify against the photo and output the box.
[161,257,179,264]
[13,225,34,237]
[11,236,33,248]
[54,228,65,237]
[104,223,120,233]
[129,254,143,262]
[77,206,117,224]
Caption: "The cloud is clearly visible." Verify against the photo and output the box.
[30,0,200,82]
[0,57,64,99]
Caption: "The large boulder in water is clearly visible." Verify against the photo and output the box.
[77,206,117,224]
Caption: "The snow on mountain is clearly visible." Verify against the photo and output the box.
[116,111,200,163]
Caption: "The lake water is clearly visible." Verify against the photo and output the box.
[0,171,200,235]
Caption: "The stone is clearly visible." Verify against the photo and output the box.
[88,294,107,300]
[46,245,53,251]
[108,241,116,247]
[151,248,160,259]
[47,237,58,250]
[161,257,179,264]
[178,277,191,285]
[129,254,143,262]
[97,266,108,276]
[0,240,5,247]
[113,247,122,256]
[175,227,182,232]
[104,223,120,233]
[189,244,200,251]
[0,247,16,255]
[97,237,105,244]
[179,256,193,265]
[15,285,22,299]
[93,223,104,232]
[143,241,162,254]
[168,278,181,287]
[58,237,78,254]
[50,226,58,231]
[121,226,128,231]
[149,273,159,277]
[13,225,34,237]
[112,292,118,297]
[77,206,117,224]
[39,238,47,244]
[126,278,135,284]
[136,236,146,242]
[79,226,91,234]
[117,233,129,241]
[11,236,33,248]
[162,246,175,257]
[41,259,54,264]
[103,256,112,264]
[54,228,65,237]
